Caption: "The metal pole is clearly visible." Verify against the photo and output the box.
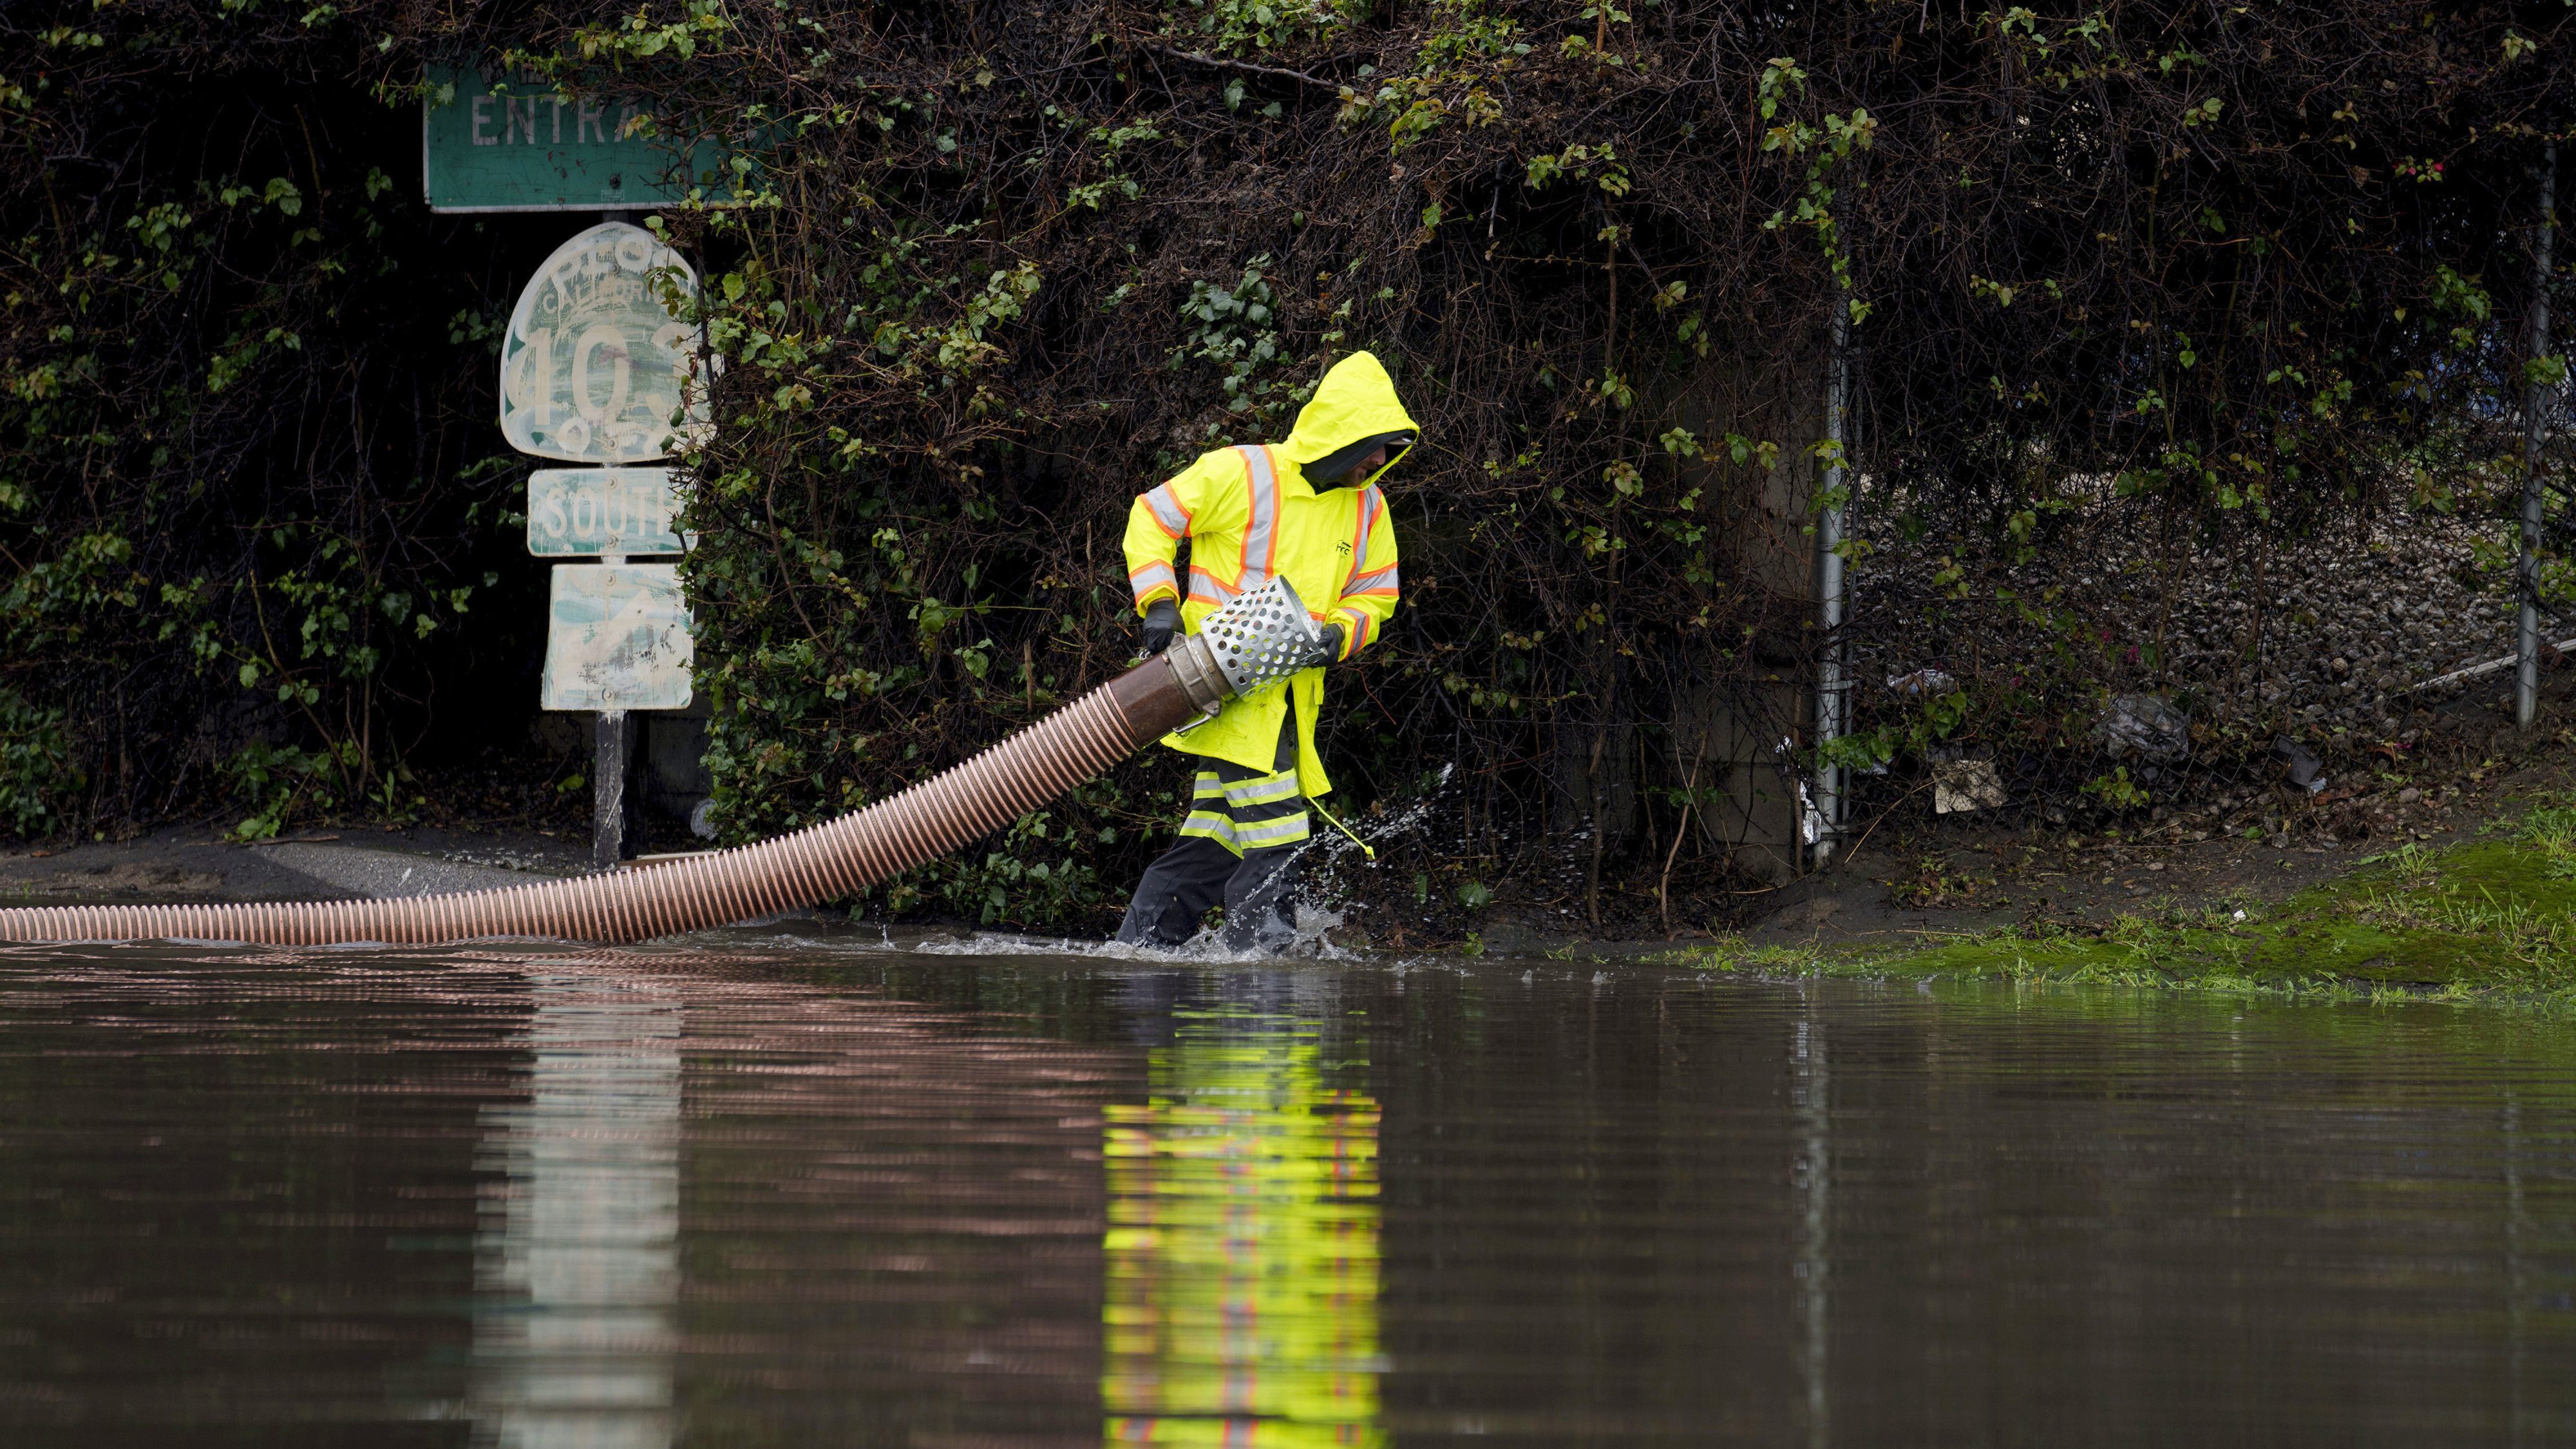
[594,709,631,871]
[595,548,632,870]
[2519,143,2557,730]
[1813,301,1852,864]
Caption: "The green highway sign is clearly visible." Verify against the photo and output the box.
[422,64,732,213]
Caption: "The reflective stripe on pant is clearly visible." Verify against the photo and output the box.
[1117,718,1307,949]
[1176,763,1311,857]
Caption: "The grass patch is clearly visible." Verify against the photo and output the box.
[1662,804,2576,1012]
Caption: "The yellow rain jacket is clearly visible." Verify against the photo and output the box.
[1122,350,1416,798]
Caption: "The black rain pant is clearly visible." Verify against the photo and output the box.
[1113,716,1308,951]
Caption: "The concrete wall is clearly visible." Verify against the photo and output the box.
[1658,331,1829,885]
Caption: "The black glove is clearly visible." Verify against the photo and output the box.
[1141,598,1179,656]
[1318,623,1346,662]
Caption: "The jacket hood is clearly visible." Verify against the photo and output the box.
[1280,351,1421,489]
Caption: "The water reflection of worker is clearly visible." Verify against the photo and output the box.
[1100,1008,1384,1446]
[1113,351,1416,951]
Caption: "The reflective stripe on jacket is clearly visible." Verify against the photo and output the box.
[1120,350,1416,797]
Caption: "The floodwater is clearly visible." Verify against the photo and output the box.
[2,937,2571,1446]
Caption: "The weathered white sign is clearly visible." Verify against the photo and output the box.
[540,564,693,712]
[527,468,688,556]
[500,223,710,464]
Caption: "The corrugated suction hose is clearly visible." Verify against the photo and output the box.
[0,576,1333,946]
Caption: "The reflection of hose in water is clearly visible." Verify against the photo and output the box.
[0,578,1331,946]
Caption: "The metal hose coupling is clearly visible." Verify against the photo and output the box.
[0,576,1336,947]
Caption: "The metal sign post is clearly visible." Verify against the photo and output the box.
[2519,143,2558,732]
[589,549,639,876]
[594,625,633,875]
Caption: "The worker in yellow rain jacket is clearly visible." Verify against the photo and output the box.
[1113,350,1416,951]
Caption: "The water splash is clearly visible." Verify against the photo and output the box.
[911,901,1359,966]
[875,765,1466,963]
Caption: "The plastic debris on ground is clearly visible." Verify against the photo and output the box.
[2272,735,2329,793]
[2096,693,2192,762]
[1932,759,2009,815]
